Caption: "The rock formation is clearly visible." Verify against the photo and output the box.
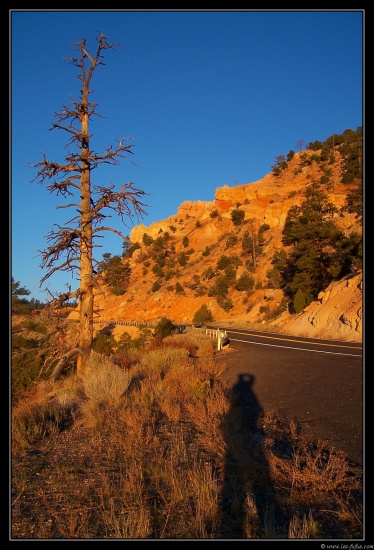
[70,148,362,343]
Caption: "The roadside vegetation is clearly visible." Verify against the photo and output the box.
[11,314,362,539]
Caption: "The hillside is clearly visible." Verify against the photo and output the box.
[69,147,363,343]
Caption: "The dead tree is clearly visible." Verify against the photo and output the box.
[30,32,148,378]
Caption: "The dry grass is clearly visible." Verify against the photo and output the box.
[11,332,363,540]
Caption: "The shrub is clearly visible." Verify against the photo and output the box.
[140,347,190,380]
[225,235,238,249]
[203,267,216,280]
[83,352,132,406]
[293,288,308,314]
[165,270,175,281]
[92,332,116,355]
[287,149,295,161]
[151,280,161,292]
[124,242,141,258]
[154,317,175,338]
[193,304,213,325]
[216,255,231,270]
[216,295,234,312]
[152,265,165,278]
[224,264,237,284]
[230,208,245,226]
[236,272,255,292]
[12,399,75,450]
[175,282,184,293]
[259,223,270,233]
[209,276,228,298]
[178,252,189,266]
[142,233,154,246]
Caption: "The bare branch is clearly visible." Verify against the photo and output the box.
[90,138,136,169]
[92,181,149,224]
[40,259,80,286]
[47,179,81,196]
[56,202,81,209]
[51,122,81,135]
[92,226,127,239]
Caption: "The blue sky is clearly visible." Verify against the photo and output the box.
[10,10,364,301]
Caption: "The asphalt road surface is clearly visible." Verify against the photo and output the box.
[214,329,363,466]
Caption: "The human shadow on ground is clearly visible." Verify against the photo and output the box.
[218,373,285,539]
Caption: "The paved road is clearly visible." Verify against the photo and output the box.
[214,330,363,466]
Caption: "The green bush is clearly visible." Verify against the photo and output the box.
[225,235,238,249]
[152,265,165,278]
[192,304,213,325]
[259,223,270,233]
[216,295,234,312]
[154,317,175,338]
[102,256,131,294]
[230,208,245,226]
[152,281,162,292]
[178,252,189,266]
[293,288,308,314]
[142,233,154,246]
[175,282,184,293]
[236,272,255,292]
[92,332,116,355]
[125,242,141,258]
[208,276,228,298]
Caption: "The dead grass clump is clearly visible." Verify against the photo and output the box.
[12,393,76,452]
[139,347,192,381]
[288,510,319,539]
[185,382,230,464]
[82,351,132,406]
[265,415,363,538]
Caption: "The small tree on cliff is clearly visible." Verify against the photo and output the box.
[31,33,148,379]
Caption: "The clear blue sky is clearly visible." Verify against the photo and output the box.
[10,10,364,301]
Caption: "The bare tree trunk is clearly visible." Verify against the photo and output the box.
[77,85,93,375]
[31,33,148,379]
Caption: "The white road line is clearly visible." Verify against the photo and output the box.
[229,338,362,357]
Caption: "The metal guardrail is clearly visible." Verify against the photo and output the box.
[205,328,228,350]
[72,318,228,349]
[92,319,157,327]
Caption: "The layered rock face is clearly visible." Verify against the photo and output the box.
[71,149,362,343]
[270,272,362,341]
